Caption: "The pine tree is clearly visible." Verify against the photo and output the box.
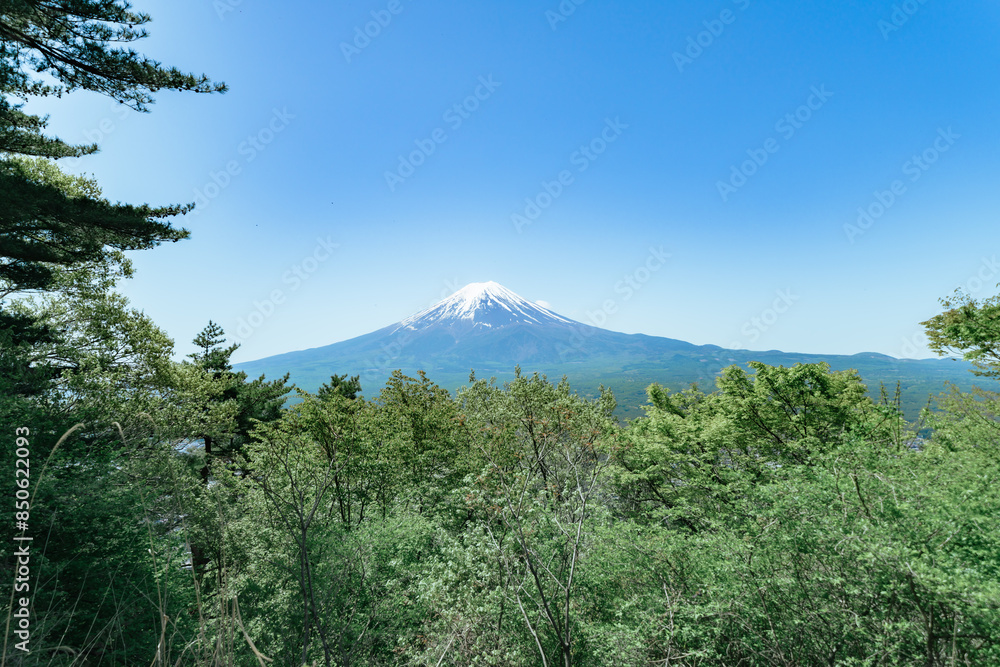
[0,1,225,291]
[189,320,239,376]
[0,157,191,291]
[318,373,362,401]
[183,321,288,583]
[187,321,290,476]
[0,0,225,156]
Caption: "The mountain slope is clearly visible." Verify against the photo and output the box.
[235,282,984,420]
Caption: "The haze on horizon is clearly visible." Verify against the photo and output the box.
[31,0,1000,363]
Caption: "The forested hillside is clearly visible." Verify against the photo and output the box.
[5,301,1000,665]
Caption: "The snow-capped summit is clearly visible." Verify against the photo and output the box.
[393,281,576,333]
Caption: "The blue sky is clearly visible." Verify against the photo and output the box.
[31,0,1000,362]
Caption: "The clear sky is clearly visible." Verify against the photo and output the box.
[30,0,1000,363]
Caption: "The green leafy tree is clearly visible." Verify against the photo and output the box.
[923,289,1000,378]
[922,289,1000,446]
[170,322,288,592]
[0,161,175,431]
[229,405,395,667]
[704,434,1000,666]
[375,370,475,519]
[614,363,904,532]
[291,385,381,529]
[0,261,202,666]
[0,5,237,662]
[612,383,742,531]
[715,361,881,463]
[462,370,617,667]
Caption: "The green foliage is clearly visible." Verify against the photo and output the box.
[0,0,225,155]
[702,437,1000,665]
[10,256,1000,667]
[265,387,383,529]
[230,411,452,666]
[319,373,362,401]
[0,0,224,293]
[459,369,618,666]
[181,321,290,468]
[923,289,1000,378]
[376,370,476,519]
[0,157,189,292]
[613,383,745,530]
[716,361,883,462]
[13,352,1000,666]
[613,363,908,532]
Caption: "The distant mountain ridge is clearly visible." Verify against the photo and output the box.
[236,282,983,420]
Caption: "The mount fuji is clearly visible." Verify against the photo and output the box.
[237,281,698,379]
[236,281,977,419]
[369,280,695,365]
